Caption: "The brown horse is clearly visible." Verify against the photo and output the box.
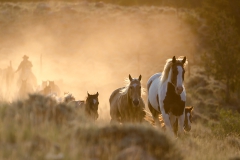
[68,92,99,121]
[63,92,76,103]
[49,81,61,96]
[109,74,146,123]
[38,81,51,95]
[38,81,61,96]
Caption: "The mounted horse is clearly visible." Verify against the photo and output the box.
[68,92,99,121]
[109,74,146,123]
[147,56,187,136]
[18,79,34,99]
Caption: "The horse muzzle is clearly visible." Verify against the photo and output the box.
[132,99,140,106]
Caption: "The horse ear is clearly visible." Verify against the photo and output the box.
[182,56,186,64]
[129,74,133,81]
[189,106,193,111]
[96,92,99,96]
[172,56,176,63]
[186,106,193,111]
[87,92,90,96]
[138,75,142,81]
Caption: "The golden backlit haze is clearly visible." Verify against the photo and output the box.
[0,2,198,119]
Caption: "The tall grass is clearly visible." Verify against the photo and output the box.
[0,94,182,160]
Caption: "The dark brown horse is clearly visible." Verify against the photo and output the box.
[109,74,146,123]
[68,92,99,121]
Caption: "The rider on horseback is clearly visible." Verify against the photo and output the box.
[15,55,33,73]
[15,55,37,89]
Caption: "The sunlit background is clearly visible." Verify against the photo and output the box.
[0,2,199,120]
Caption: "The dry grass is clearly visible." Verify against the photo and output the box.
[0,94,183,160]
[177,122,240,160]
[0,92,239,159]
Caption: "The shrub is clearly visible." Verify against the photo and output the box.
[72,124,183,160]
[186,76,209,89]
[213,109,240,136]
[196,87,213,95]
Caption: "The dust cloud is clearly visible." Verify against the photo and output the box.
[0,2,198,120]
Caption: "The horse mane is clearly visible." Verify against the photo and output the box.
[160,56,188,83]
[119,77,145,96]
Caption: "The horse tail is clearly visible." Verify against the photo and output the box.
[147,80,153,92]
[147,73,161,92]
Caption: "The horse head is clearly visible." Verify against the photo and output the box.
[184,106,193,132]
[86,92,99,120]
[49,81,55,87]
[170,56,186,95]
[64,92,75,103]
[42,81,48,88]
[128,74,142,107]
[43,84,51,95]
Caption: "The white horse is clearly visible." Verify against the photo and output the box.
[147,56,187,136]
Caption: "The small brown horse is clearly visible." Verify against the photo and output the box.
[38,81,61,96]
[109,74,146,123]
[173,106,193,135]
[68,92,99,121]
[38,81,51,95]
[49,81,61,96]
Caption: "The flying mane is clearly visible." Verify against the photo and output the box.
[160,57,188,83]
[119,77,145,95]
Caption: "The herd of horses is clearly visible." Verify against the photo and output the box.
[109,56,193,136]
[18,56,193,137]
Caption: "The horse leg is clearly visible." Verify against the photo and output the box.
[137,109,146,123]
[173,119,178,136]
[110,107,121,124]
[110,116,120,123]
[169,114,178,136]
[177,114,185,136]
[148,100,161,127]
[162,113,174,136]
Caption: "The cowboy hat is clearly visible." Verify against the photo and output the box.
[22,55,29,59]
